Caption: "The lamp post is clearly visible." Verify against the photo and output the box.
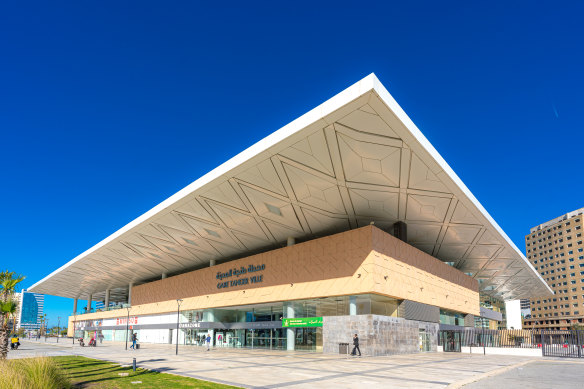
[57,317,61,343]
[482,317,486,356]
[176,299,183,355]
[125,305,131,351]
[72,312,77,345]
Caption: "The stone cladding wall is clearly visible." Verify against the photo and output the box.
[323,314,438,356]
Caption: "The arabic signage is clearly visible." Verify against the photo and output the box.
[282,317,323,328]
[216,264,266,289]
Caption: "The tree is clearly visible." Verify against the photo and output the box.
[0,270,25,359]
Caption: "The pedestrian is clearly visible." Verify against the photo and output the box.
[206,334,211,351]
[130,332,137,349]
[351,333,361,356]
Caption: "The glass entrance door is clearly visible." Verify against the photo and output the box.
[419,329,431,352]
[443,331,461,352]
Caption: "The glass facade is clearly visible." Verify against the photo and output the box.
[479,294,506,329]
[19,292,44,330]
[90,294,401,352]
[439,309,464,326]
[176,294,400,351]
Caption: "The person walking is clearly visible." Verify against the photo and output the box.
[130,332,137,349]
[351,333,361,356]
[206,334,211,351]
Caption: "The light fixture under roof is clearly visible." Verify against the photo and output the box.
[150,253,162,259]
[265,203,282,216]
[204,228,220,238]
[164,245,178,253]
[182,238,198,246]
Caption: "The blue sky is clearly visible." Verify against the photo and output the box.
[1,2,583,326]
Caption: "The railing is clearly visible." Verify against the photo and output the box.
[541,330,584,358]
[439,329,545,349]
[73,303,130,316]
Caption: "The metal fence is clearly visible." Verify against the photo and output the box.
[541,330,584,358]
[438,329,584,357]
[439,328,542,349]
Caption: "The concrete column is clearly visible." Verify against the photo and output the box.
[393,221,407,242]
[87,294,92,312]
[104,289,110,310]
[162,273,167,279]
[209,259,216,267]
[128,282,133,306]
[287,237,295,246]
[73,298,78,314]
[286,303,295,351]
[349,296,357,316]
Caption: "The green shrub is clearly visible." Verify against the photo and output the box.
[0,357,70,389]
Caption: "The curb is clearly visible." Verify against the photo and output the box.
[447,360,534,389]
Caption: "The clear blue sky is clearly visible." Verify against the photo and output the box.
[1,2,582,327]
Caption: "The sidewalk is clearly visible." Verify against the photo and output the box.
[10,340,543,389]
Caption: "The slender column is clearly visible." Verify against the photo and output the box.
[393,221,407,242]
[104,289,110,309]
[349,296,357,316]
[286,303,295,351]
[73,298,78,314]
[128,282,133,305]
[162,273,167,279]
[287,237,295,246]
[209,259,216,267]
[87,294,92,312]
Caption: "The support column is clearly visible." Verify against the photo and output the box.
[104,289,110,310]
[206,309,215,347]
[162,273,167,279]
[393,221,407,242]
[73,298,78,314]
[128,282,133,306]
[209,259,216,267]
[287,237,295,246]
[286,303,295,351]
[349,296,357,316]
[87,294,92,312]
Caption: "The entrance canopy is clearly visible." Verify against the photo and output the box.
[30,74,552,302]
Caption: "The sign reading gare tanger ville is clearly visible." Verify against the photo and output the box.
[216,264,265,289]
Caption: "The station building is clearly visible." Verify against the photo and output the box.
[30,74,552,355]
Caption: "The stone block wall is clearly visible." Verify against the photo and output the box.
[323,314,438,356]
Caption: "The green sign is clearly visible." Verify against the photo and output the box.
[282,317,323,328]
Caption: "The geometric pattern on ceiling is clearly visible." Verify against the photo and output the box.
[30,74,552,302]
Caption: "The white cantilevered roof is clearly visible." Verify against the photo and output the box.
[30,73,552,301]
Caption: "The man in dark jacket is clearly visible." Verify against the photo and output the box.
[351,333,361,356]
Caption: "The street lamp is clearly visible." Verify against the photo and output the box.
[176,299,183,355]
[57,317,61,343]
[125,305,131,351]
[482,317,486,355]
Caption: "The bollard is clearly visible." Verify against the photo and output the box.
[133,357,136,372]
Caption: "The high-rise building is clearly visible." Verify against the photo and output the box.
[520,298,531,318]
[15,290,44,331]
[523,207,584,330]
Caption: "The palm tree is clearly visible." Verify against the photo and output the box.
[0,270,25,359]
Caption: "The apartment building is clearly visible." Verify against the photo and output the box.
[524,207,584,330]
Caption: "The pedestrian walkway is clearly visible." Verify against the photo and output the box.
[10,340,540,388]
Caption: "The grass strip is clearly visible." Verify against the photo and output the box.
[52,356,240,388]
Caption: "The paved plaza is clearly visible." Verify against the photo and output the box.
[10,339,583,388]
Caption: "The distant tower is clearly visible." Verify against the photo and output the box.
[16,289,45,332]
[523,207,584,330]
